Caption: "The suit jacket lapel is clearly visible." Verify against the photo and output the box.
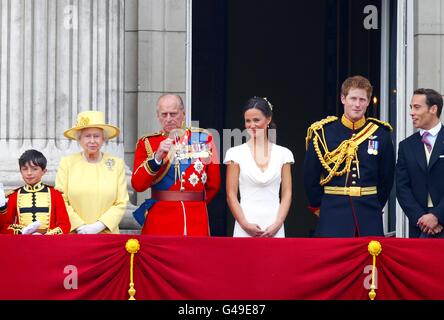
[429,126,444,170]
[413,133,428,172]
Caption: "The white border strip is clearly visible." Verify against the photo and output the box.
[381,0,390,235]
[395,0,415,238]
[185,0,192,126]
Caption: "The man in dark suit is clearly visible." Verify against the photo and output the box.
[304,75,395,237]
[396,88,444,238]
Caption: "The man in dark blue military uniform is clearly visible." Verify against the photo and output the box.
[303,75,395,237]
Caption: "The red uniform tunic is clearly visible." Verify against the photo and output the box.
[131,127,221,236]
[0,183,71,235]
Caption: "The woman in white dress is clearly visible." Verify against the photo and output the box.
[224,97,294,237]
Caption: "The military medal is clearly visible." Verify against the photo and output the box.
[188,172,199,187]
[373,141,379,155]
[367,140,373,155]
[201,172,207,185]
[193,159,204,173]
[367,140,379,155]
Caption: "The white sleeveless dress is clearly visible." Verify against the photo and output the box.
[223,143,294,237]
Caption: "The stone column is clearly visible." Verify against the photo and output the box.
[0,0,125,186]
[125,0,187,205]
[415,0,444,96]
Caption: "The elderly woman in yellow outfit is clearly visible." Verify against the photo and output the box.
[55,111,129,234]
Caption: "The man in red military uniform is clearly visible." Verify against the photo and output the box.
[131,94,220,236]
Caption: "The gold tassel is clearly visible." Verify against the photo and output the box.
[367,240,382,300]
[125,239,140,300]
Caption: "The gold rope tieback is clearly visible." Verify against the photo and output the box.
[367,240,382,300]
[125,239,140,300]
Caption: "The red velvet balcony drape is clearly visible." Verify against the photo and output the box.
[0,235,443,300]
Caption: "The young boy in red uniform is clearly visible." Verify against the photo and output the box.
[0,149,71,235]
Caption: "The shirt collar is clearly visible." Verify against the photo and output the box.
[341,115,366,130]
[420,122,442,137]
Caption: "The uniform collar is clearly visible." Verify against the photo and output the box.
[341,115,366,130]
[23,181,45,192]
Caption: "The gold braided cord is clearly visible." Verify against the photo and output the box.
[46,227,63,235]
[7,224,24,235]
[306,117,379,186]
[313,137,357,185]
[144,137,154,159]
[305,116,338,150]
[306,116,355,186]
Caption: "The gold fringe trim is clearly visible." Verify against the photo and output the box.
[46,227,63,235]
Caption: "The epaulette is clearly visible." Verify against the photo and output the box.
[308,116,338,131]
[367,118,393,132]
[306,116,338,150]
[140,131,163,140]
[4,187,21,197]
[4,189,15,198]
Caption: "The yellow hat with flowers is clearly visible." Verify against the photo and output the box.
[64,110,120,140]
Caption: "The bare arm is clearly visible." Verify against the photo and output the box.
[262,163,292,237]
[226,162,264,237]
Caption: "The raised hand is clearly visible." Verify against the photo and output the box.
[155,138,174,162]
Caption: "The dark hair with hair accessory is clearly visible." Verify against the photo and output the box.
[243,96,277,129]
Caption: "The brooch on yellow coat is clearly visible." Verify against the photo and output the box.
[105,158,115,170]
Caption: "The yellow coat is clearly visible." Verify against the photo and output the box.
[55,152,129,234]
